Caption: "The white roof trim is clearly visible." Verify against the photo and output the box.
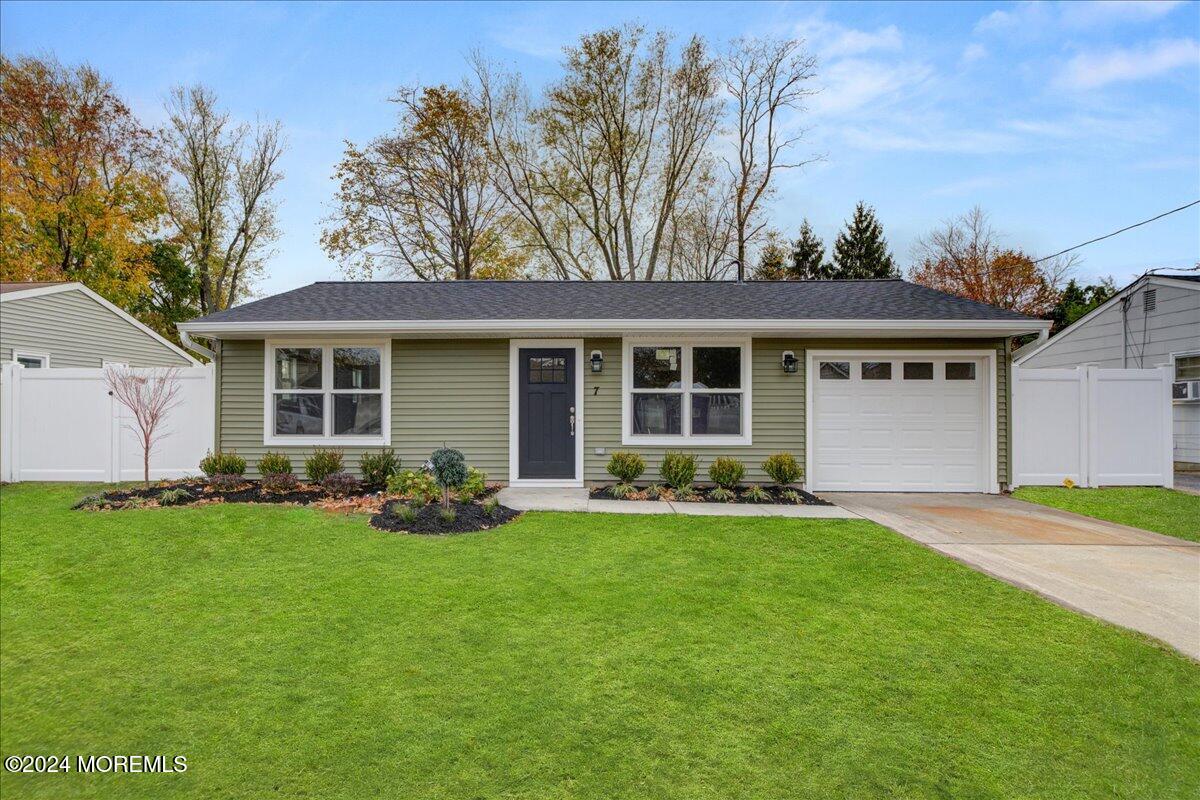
[1014,273,1198,365]
[1,282,200,365]
[179,317,1049,337]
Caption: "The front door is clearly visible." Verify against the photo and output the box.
[518,348,576,479]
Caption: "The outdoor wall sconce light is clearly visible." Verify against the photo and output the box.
[590,350,604,373]
[781,350,798,373]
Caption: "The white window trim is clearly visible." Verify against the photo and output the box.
[620,337,753,446]
[1171,350,1200,403]
[262,339,391,446]
[806,349,999,494]
[508,339,585,488]
[12,351,50,368]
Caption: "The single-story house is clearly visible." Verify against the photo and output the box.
[1015,273,1199,470]
[1,281,198,369]
[176,279,1049,492]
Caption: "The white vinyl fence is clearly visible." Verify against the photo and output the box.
[1,363,214,483]
[1011,365,1173,488]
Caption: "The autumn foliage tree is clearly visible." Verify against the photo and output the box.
[909,206,1072,317]
[104,366,184,488]
[0,55,164,308]
[321,85,523,280]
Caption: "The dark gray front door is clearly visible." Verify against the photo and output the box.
[518,348,575,479]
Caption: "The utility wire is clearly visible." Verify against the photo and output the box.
[1033,200,1200,264]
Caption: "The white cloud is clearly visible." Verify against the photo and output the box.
[792,15,903,60]
[1056,38,1200,89]
[961,43,988,64]
[975,0,1183,35]
[809,59,932,117]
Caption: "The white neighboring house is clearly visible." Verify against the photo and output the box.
[1015,273,1200,469]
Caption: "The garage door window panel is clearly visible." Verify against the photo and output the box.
[903,362,934,380]
[862,361,892,380]
[820,361,850,380]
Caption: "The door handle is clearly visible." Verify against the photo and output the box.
[569,406,576,436]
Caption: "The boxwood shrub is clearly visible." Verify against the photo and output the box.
[258,451,293,476]
[660,452,697,490]
[199,450,246,477]
[606,451,646,483]
[762,452,802,486]
[305,449,344,483]
[360,449,399,486]
[708,457,745,489]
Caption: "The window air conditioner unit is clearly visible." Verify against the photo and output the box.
[1173,380,1200,401]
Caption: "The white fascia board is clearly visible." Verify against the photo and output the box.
[179,318,1050,338]
[0,282,81,302]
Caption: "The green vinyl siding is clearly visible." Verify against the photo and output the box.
[216,338,509,479]
[0,289,192,368]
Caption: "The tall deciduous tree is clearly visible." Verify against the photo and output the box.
[162,86,285,313]
[322,85,522,281]
[909,206,1073,316]
[662,163,735,280]
[135,240,200,346]
[828,202,897,278]
[0,55,163,308]
[474,26,721,280]
[722,36,817,279]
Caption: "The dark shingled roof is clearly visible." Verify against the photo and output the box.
[190,279,1038,324]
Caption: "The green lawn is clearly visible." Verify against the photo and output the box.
[1013,486,1200,543]
[2,484,1197,800]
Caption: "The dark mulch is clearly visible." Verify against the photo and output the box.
[76,479,388,510]
[370,499,521,535]
[588,485,833,506]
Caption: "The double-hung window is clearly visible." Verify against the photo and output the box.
[623,340,751,445]
[266,342,389,444]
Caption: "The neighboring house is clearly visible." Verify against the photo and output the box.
[178,279,1047,492]
[1015,273,1200,470]
[0,282,198,369]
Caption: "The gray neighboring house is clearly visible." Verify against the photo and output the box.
[1015,273,1200,470]
[178,279,1048,492]
[0,281,198,369]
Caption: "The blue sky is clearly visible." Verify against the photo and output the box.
[2,0,1197,295]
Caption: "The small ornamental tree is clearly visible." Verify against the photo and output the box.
[429,447,468,509]
[104,366,183,488]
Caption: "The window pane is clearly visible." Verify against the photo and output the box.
[333,393,382,435]
[862,361,891,380]
[691,393,742,435]
[819,361,850,380]
[1176,356,1200,381]
[633,347,681,388]
[275,348,322,390]
[333,348,380,390]
[903,362,934,380]
[693,347,740,389]
[274,393,324,435]
[16,356,44,368]
[631,393,682,435]
[528,356,566,384]
[946,362,976,380]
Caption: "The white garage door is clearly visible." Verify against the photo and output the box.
[810,355,991,492]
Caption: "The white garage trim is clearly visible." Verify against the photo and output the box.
[805,349,999,494]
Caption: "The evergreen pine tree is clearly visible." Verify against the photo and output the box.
[828,202,897,278]
[752,236,789,280]
[788,219,828,279]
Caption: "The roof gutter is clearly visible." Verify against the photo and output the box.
[179,329,216,360]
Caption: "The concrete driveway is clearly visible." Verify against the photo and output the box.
[825,493,1200,660]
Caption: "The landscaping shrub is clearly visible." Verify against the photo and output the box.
[360,449,400,486]
[200,450,246,477]
[609,482,636,499]
[74,495,107,511]
[430,448,468,508]
[387,470,439,505]
[305,449,344,483]
[439,506,457,524]
[742,485,771,503]
[606,451,646,483]
[258,452,293,476]
[157,487,192,506]
[762,452,802,486]
[780,488,803,504]
[458,466,487,500]
[320,472,360,497]
[482,497,500,517]
[708,457,745,489]
[708,486,736,503]
[207,473,244,492]
[398,504,418,524]
[261,472,299,494]
[660,452,697,490]
[645,483,671,501]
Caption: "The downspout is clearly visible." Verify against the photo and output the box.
[1120,295,1131,368]
[179,330,215,361]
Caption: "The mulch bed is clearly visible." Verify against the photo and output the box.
[72,479,475,511]
[370,499,521,535]
[588,485,833,506]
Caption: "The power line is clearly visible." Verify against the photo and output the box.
[1033,200,1200,264]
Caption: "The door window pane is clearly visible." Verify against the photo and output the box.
[691,393,742,435]
[275,348,322,389]
[946,362,976,380]
[819,361,850,380]
[333,394,382,435]
[633,347,681,388]
[862,361,892,380]
[333,347,380,389]
[274,394,324,435]
[903,362,934,380]
[1175,356,1200,381]
[693,347,740,389]
[631,393,682,435]
[528,356,566,383]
